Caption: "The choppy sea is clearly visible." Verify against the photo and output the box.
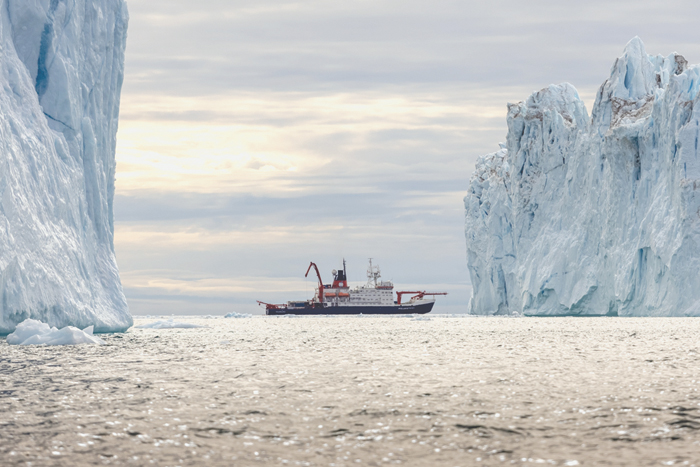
[2,316,700,466]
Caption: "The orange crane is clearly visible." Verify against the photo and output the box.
[305,262,325,304]
[396,291,448,305]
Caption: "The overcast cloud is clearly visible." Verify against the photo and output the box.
[115,0,700,315]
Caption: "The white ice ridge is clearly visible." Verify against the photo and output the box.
[224,312,253,318]
[7,319,105,345]
[0,1,131,333]
[465,37,700,317]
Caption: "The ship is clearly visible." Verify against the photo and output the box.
[258,259,447,315]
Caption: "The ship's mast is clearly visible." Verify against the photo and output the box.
[366,258,381,287]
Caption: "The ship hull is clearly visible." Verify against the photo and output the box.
[266,301,435,316]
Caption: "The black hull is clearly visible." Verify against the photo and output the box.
[267,302,435,316]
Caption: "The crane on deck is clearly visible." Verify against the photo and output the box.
[305,262,325,304]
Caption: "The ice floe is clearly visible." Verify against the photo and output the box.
[7,319,106,346]
[135,319,207,329]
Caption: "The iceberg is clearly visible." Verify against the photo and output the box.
[7,319,105,345]
[465,38,700,317]
[0,1,131,333]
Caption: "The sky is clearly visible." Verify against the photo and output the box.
[114,0,700,315]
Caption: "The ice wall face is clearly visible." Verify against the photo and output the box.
[465,38,700,317]
[0,0,131,333]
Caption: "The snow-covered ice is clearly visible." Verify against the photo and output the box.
[7,319,105,345]
[0,1,130,333]
[465,38,700,316]
[136,320,207,329]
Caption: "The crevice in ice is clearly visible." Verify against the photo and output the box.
[624,61,634,91]
[35,22,52,98]
[35,0,61,98]
[43,112,75,132]
[631,137,641,182]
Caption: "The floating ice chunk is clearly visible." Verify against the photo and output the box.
[7,319,105,345]
[135,319,206,329]
[224,312,253,319]
[6,319,51,344]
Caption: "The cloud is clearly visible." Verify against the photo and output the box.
[116,0,700,315]
[115,87,513,199]
[124,0,700,96]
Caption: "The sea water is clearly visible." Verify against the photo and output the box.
[1,316,699,466]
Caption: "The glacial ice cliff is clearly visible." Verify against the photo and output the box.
[0,0,131,333]
[465,38,700,316]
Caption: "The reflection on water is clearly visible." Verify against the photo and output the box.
[2,316,700,466]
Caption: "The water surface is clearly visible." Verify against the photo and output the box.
[2,316,699,466]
